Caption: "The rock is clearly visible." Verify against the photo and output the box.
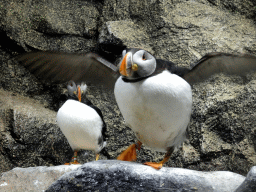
[46,160,245,192]
[207,0,256,21]
[0,89,73,173]
[0,164,81,192]
[235,166,256,192]
[189,74,256,174]
[0,0,99,52]
[99,20,153,53]
[152,1,256,65]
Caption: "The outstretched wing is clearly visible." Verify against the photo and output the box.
[16,51,119,89]
[183,52,256,85]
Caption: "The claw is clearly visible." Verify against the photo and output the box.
[144,162,163,170]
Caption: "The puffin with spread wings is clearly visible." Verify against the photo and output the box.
[16,48,256,169]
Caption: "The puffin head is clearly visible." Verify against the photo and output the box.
[119,48,157,80]
[67,80,87,102]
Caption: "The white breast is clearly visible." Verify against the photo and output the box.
[57,100,105,153]
[114,70,192,152]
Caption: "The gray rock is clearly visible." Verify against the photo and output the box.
[0,164,81,192]
[46,160,245,192]
[0,89,73,173]
[0,0,99,52]
[189,74,256,174]
[99,20,153,53]
[151,0,256,65]
[207,0,256,21]
[235,166,256,192]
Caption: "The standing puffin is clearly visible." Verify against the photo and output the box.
[57,80,110,164]
[114,49,192,169]
[16,49,256,169]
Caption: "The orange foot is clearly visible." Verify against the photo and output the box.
[64,151,80,165]
[95,154,100,161]
[64,160,80,165]
[144,146,174,170]
[144,162,163,170]
[117,143,137,161]
[117,141,142,161]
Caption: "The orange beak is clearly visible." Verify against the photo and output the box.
[119,53,129,76]
[77,86,81,102]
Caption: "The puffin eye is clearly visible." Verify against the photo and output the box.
[142,53,146,60]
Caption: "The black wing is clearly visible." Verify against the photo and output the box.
[182,53,256,85]
[156,59,191,77]
[16,51,119,89]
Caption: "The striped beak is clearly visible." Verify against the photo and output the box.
[119,52,132,77]
[77,86,81,102]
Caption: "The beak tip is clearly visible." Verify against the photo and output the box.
[120,54,128,76]
[77,86,82,102]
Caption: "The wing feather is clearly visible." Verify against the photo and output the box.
[16,51,119,88]
[183,53,256,85]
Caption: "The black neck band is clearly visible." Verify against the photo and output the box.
[122,76,148,83]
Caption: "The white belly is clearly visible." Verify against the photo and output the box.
[114,70,192,152]
[57,100,105,153]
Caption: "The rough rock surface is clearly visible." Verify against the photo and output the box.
[0,1,255,190]
[46,160,246,192]
[0,164,81,192]
[0,89,74,174]
[235,166,256,192]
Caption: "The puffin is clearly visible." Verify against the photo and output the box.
[16,49,256,169]
[114,49,192,169]
[57,80,110,164]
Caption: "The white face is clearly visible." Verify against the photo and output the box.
[79,82,87,93]
[67,81,77,96]
[132,50,156,77]
[67,81,87,97]
[120,49,157,79]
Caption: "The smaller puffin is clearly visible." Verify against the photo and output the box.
[57,81,110,164]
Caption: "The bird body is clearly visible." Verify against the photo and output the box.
[57,99,106,153]
[56,81,110,164]
[115,70,192,152]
